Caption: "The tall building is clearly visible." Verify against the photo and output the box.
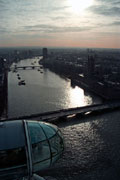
[0,57,6,117]
[88,55,95,76]
[0,57,4,73]
[87,49,95,77]
[43,48,48,59]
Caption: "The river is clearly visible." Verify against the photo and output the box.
[8,57,101,118]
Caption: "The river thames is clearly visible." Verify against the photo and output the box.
[8,57,101,118]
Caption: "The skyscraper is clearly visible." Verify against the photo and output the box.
[0,58,4,73]
[88,55,95,76]
[43,48,48,59]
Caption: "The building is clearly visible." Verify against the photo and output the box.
[0,57,7,118]
[43,48,48,59]
[88,55,95,77]
[0,57,4,73]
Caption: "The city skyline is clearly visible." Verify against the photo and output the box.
[0,0,120,49]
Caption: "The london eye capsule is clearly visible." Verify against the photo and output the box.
[0,120,64,180]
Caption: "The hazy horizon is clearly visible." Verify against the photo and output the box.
[0,45,120,50]
[0,0,120,49]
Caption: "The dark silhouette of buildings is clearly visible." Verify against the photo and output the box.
[0,57,5,73]
[88,55,95,77]
[40,48,120,100]
[43,48,48,59]
[0,57,8,118]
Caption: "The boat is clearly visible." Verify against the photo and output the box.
[18,80,26,86]
[21,80,25,83]
[13,69,17,73]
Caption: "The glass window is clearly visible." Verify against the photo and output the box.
[52,154,62,164]
[32,140,51,172]
[0,147,27,169]
[32,141,51,163]
[39,123,56,139]
[27,122,46,144]
[58,130,64,139]
[28,122,51,169]
[49,133,64,157]
[33,159,51,172]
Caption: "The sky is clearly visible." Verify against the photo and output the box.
[0,0,120,48]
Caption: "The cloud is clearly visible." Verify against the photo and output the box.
[0,0,120,48]
[0,0,69,14]
[0,27,9,33]
[88,5,120,16]
[48,15,68,21]
[108,21,120,26]
[0,0,9,11]
[0,0,70,32]
[24,24,94,33]
[0,0,5,4]
[95,0,120,5]
[88,0,120,17]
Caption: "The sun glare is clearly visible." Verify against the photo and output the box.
[69,0,93,13]
[70,86,85,107]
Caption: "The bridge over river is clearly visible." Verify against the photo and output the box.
[4,101,120,122]
[10,65,43,71]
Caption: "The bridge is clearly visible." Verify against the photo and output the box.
[10,65,43,70]
[4,101,120,122]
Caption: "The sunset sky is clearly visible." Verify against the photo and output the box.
[0,0,120,48]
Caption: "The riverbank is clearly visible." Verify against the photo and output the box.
[40,57,120,101]
[39,58,104,103]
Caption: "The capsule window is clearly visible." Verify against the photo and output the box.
[39,122,56,138]
[32,141,51,164]
[49,133,64,157]
[27,121,46,144]
[0,147,27,170]
[27,121,51,170]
